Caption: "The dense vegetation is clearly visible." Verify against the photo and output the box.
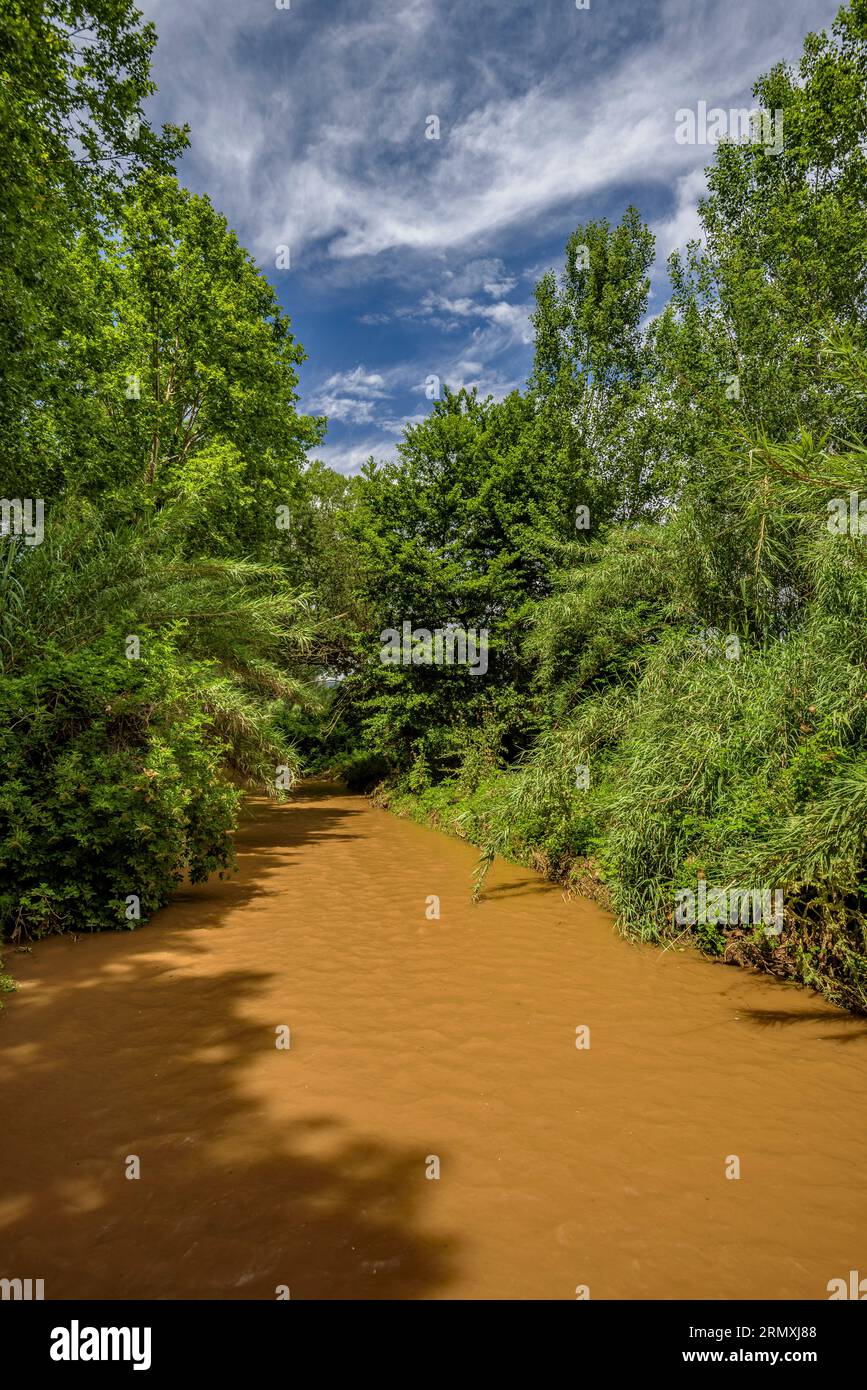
[2,2,865,1010]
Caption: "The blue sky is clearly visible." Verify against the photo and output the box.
[138,0,838,473]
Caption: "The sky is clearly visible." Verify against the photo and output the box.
[137,0,839,474]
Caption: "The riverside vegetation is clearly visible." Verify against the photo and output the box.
[1,1,866,1010]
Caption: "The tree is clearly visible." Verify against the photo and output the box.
[528,208,672,527]
[0,1,185,487]
[28,173,324,556]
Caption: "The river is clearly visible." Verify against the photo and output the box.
[1,783,865,1299]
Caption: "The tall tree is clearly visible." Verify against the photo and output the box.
[528,208,671,528]
[0,1,185,490]
[23,172,324,558]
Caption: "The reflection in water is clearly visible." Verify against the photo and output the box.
[1,783,865,1299]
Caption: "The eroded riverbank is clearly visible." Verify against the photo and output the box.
[1,783,866,1299]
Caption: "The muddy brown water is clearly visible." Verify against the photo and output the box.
[1,782,866,1300]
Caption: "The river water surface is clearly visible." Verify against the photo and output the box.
[2,783,866,1299]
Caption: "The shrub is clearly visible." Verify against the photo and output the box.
[0,635,239,940]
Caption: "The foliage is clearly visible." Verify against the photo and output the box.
[0,4,327,953]
[0,0,186,478]
[336,3,867,1012]
[6,501,318,786]
[0,634,240,940]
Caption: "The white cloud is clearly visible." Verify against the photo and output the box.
[483,276,517,298]
[439,257,517,298]
[380,413,429,436]
[140,0,838,277]
[413,291,533,344]
[308,365,393,423]
[653,166,708,263]
[313,437,398,475]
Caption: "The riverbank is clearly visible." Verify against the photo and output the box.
[369,768,867,1016]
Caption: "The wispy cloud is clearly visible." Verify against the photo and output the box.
[314,436,398,476]
[143,0,833,269]
[307,366,394,423]
[652,166,708,265]
[139,0,839,468]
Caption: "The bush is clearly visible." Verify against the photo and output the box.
[0,635,240,940]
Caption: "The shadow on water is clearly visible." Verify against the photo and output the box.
[475,877,562,900]
[164,793,367,925]
[0,792,457,1300]
[737,1005,867,1042]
